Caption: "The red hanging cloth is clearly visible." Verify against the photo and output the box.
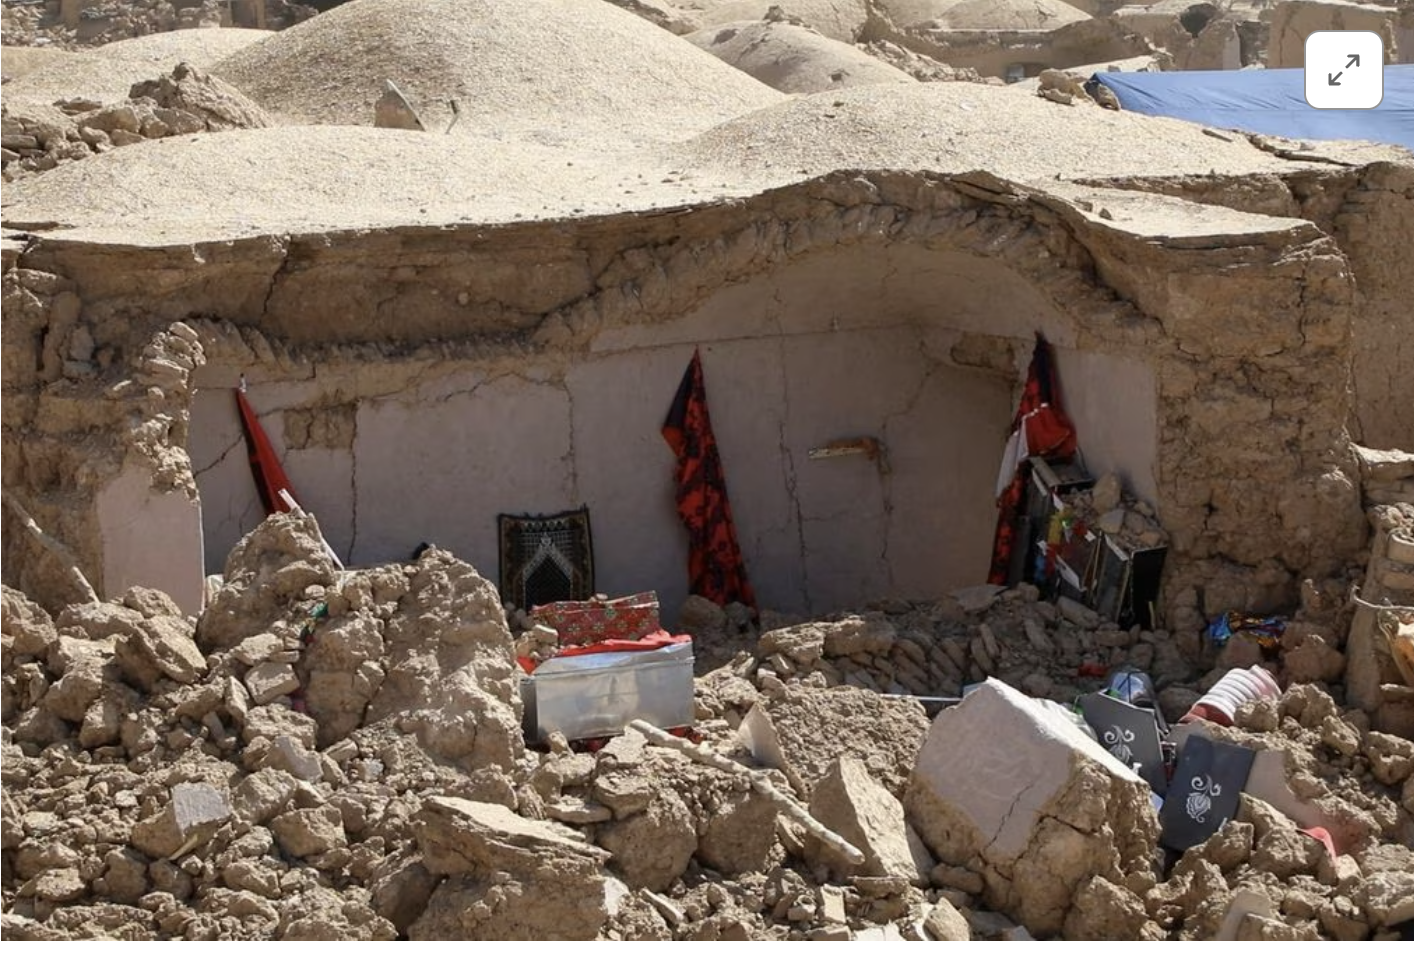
[235,387,298,517]
[661,349,757,611]
[987,334,1077,585]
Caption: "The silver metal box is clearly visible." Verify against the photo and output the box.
[522,641,694,742]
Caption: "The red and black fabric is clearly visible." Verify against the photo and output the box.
[987,333,1078,584]
[662,349,757,612]
[235,388,298,517]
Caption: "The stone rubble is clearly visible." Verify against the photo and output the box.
[0,1,313,49]
[3,500,1411,941]
[2,62,270,181]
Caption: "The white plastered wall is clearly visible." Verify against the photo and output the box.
[188,243,1161,618]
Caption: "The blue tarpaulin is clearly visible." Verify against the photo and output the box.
[1093,66,1414,151]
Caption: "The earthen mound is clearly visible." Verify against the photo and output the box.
[3,28,268,110]
[0,125,643,241]
[669,81,1314,184]
[877,0,1091,31]
[211,0,785,147]
[0,46,92,83]
[684,20,915,93]
[90,27,273,65]
[697,0,871,42]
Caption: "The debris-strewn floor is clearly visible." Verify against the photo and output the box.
[3,511,1410,940]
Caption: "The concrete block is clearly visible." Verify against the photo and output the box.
[904,679,1159,938]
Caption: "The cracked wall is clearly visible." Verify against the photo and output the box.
[188,245,1033,616]
[1080,163,1414,453]
[185,235,1160,618]
[0,169,1371,629]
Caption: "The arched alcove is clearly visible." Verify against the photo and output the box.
[186,240,1158,618]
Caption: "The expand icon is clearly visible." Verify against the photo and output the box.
[1305,31,1385,109]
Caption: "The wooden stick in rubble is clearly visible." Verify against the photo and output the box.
[626,719,867,865]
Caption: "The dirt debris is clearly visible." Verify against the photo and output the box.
[4,504,1412,940]
[0,3,310,49]
[2,61,270,181]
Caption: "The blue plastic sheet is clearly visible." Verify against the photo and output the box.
[1093,66,1414,151]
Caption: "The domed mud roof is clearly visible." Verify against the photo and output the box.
[7,78,1363,247]
[877,0,1090,31]
[669,81,1313,183]
[0,125,683,243]
[1,45,93,83]
[696,0,871,43]
[3,28,270,109]
[92,27,273,64]
[684,20,915,93]
[211,0,785,148]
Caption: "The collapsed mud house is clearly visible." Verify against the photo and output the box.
[2,0,1413,942]
[4,90,1411,625]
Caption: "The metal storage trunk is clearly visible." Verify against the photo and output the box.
[521,641,694,742]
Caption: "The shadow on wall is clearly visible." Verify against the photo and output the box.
[187,243,1160,619]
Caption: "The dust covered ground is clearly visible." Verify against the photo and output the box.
[3,509,1411,940]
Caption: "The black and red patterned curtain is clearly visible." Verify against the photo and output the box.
[661,349,757,611]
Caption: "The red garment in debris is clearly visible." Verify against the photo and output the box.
[988,334,1077,585]
[235,388,298,517]
[662,349,757,612]
[516,631,687,674]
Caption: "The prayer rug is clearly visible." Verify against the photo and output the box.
[498,507,594,610]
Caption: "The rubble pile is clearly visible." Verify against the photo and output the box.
[1066,471,1168,550]
[1344,446,1414,737]
[853,39,984,84]
[0,1,313,49]
[2,62,270,180]
[1148,692,1414,941]
[4,508,1412,940]
[1036,68,1122,108]
[688,581,1190,707]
